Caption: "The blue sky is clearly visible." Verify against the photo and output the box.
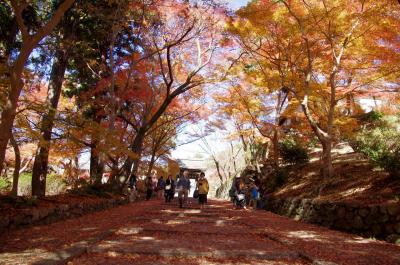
[226,0,251,10]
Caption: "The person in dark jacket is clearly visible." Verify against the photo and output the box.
[157,176,165,200]
[176,170,191,208]
[129,174,137,189]
[164,175,175,203]
[235,179,247,209]
[145,176,153,200]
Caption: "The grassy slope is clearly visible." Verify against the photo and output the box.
[0,173,66,196]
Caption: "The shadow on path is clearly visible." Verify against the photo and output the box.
[1,199,399,265]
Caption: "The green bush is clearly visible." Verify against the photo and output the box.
[46,174,66,195]
[354,115,400,178]
[0,177,11,193]
[279,138,309,165]
[361,110,384,123]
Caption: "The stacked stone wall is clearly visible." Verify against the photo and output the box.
[263,196,400,243]
[0,196,128,231]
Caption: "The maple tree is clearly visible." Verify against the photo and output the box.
[226,0,397,180]
[214,73,288,170]
[1,0,399,198]
[0,0,75,176]
[142,100,200,178]
[107,0,221,181]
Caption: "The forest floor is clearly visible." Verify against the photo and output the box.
[266,146,400,205]
[1,199,400,265]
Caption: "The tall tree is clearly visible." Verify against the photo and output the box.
[0,0,75,175]
[104,0,221,179]
[230,0,392,180]
[31,7,79,197]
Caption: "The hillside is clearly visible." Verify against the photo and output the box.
[262,144,400,205]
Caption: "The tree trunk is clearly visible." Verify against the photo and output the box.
[31,47,69,197]
[10,135,20,197]
[320,138,333,188]
[0,46,31,175]
[123,157,133,180]
[146,153,156,178]
[272,128,279,169]
[19,156,33,174]
[90,145,104,184]
[300,94,334,179]
[0,0,75,175]
[213,159,224,185]
[128,128,146,178]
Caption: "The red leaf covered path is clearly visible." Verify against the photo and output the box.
[1,199,399,265]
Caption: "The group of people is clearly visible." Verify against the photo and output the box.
[143,174,176,202]
[229,175,261,210]
[130,170,262,210]
[142,170,209,209]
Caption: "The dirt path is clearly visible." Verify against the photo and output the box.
[1,199,399,265]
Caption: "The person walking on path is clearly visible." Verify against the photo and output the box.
[164,175,175,203]
[157,176,165,200]
[129,174,137,189]
[128,174,138,202]
[235,179,247,210]
[249,181,260,210]
[196,172,209,209]
[145,176,153,200]
[176,170,191,208]
[229,176,240,208]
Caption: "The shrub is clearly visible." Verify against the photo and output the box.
[0,176,11,194]
[379,151,400,177]
[354,115,400,178]
[70,183,113,198]
[46,174,66,195]
[361,110,384,123]
[279,138,309,165]
[274,168,288,187]
[263,168,289,193]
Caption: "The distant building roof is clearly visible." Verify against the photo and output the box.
[177,159,207,171]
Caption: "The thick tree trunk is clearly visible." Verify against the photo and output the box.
[0,47,30,175]
[123,157,133,180]
[300,96,334,179]
[90,145,104,184]
[31,47,69,197]
[10,135,20,197]
[146,154,156,178]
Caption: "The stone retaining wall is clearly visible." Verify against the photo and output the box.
[263,196,400,243]
[0,196,129,232]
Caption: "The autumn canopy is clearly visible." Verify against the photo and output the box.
[0,0,399,197]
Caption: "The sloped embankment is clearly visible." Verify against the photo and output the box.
[262,151,400,243]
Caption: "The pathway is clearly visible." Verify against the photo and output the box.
[1,199,400,265]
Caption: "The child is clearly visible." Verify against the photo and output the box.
[249,182,260,210]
